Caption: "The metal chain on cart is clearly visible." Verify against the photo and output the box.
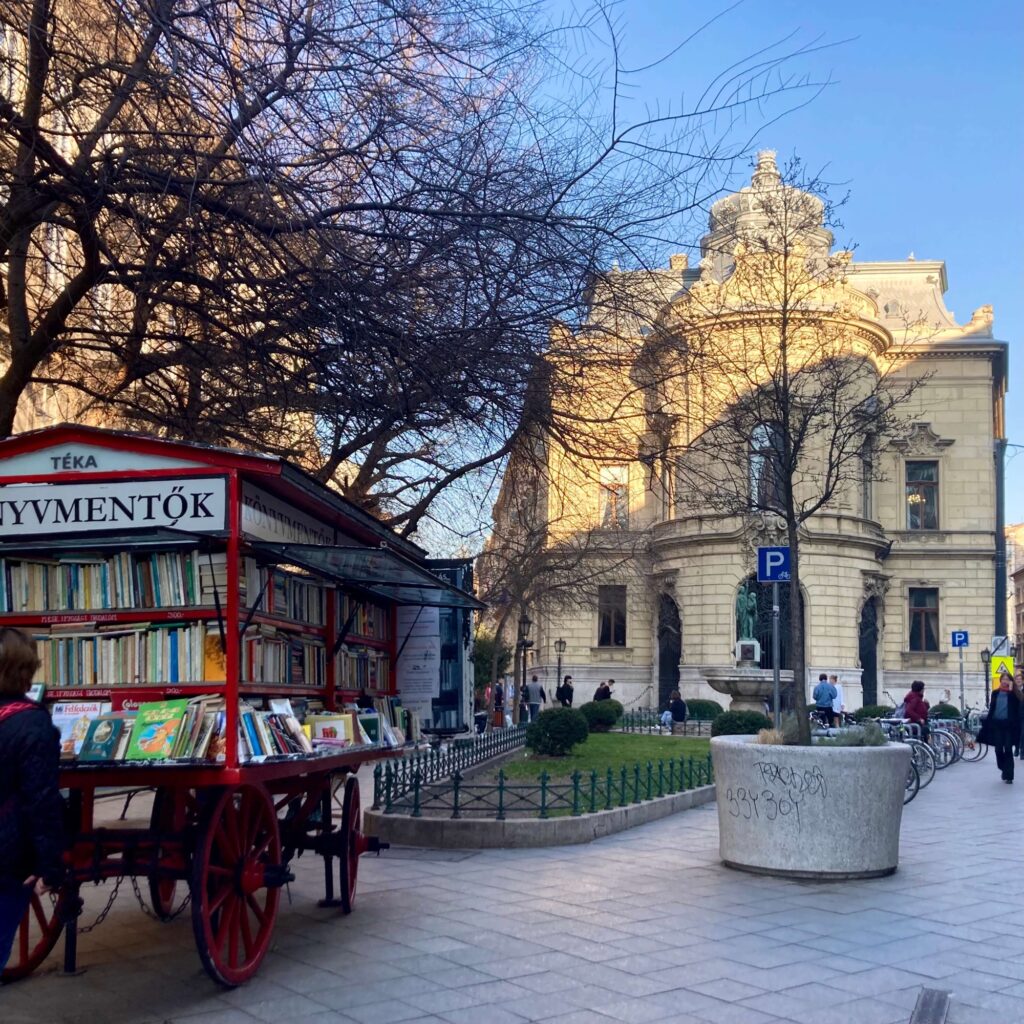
[76,876,124,934]
[129,874,191,922]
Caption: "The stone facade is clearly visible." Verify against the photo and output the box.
[490,152,1008,714]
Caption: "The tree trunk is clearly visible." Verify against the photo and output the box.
[788,517,811,744]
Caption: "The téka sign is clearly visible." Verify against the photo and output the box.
[0,477,228,536]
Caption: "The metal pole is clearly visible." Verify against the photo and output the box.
[556,652,562,694]
[772,581,781,730]
[958,646,965,712]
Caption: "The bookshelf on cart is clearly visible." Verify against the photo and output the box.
[0,425,482,988]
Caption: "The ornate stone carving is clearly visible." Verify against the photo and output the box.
[742,512,788,567]
[862,573,891,601]
[963,304,994,336]
[890,422,955,455]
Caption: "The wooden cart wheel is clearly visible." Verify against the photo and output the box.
[339,775,364,915]
[190,785,283,987]
[149,787,193,920]
[0,890,65,983]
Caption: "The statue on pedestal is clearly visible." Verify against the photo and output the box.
[736,582,758,641]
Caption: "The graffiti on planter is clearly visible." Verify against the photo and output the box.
[724,762,829,831]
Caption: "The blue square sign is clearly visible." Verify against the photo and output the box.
[757,546,791,583]
[951,631,969,648]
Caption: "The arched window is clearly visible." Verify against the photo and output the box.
[749,423,784,510]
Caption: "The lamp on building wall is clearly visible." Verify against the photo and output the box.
[555,637,566,693]
[982,647,992,708]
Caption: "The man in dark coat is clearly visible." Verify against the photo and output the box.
[0,628,65,973]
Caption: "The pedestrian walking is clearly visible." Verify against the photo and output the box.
[555,675,574,707]
[593,680,613,701]
[829,674,845,726]
[0,628,66,974]
[980,671,1021,783]
[525,675,546,722]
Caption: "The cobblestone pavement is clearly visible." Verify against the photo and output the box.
[3,757,1022,1024]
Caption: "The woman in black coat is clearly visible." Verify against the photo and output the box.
[980,671,1021,784]
[0,628,65,973]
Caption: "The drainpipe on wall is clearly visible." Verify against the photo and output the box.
[995,437,1007,636]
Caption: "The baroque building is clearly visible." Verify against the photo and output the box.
[489,152,1008,712]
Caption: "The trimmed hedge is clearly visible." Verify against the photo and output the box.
[525,707,589,756]
[686,699,725,721]
[853,704,894,722]
[711,710,772,736]
[930,702,961,719]
[579,699,623,733]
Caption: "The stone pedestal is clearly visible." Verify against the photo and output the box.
[703,665,793,714]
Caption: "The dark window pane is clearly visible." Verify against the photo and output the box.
[598,585,627,647]
[908,587,939,652]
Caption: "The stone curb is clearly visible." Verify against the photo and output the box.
[363,784,716,848]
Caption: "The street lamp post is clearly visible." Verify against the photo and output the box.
[516,612,533,725]
[554,638,566,700]
[982,647,992,708]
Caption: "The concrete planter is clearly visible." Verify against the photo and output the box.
[711,735,911,880]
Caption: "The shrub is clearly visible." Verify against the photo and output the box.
[686,699,724,721]
[755,728,786,745]
[853,704,893,722]
[931,702,961,719]
[815,722,888,747]
[579,700,622,733]
[710,710,771,736]
[525,708,589,756]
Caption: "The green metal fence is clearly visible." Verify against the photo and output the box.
[618,709,715,736]
[372,725,527,810]
[375,753,714,820]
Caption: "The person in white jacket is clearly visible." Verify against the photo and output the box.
[830,674,844,727]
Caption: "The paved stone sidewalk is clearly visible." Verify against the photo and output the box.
[3,758,1022,1024]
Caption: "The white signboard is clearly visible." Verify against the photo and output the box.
[0,477,227,535]
[241,483,333,546]
[0,442,205,476]
[396,605,441,721]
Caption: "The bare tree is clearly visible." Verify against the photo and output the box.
[660,153,925,741]
[2,0,832,534]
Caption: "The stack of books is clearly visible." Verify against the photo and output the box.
[335,644,390,690]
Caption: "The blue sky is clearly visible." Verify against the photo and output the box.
[603,0,1023,520]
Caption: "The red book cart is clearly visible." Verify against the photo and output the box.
[0,425,481,987]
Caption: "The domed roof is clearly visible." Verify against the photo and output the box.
[698,151,833,282]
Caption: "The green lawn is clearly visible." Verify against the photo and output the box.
[498,731,710,781]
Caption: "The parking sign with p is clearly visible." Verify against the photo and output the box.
[757,546,791,583]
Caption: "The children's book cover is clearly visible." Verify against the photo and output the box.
[79,716,127,761]
[125,699,189,760]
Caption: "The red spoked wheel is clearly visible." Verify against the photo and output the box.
[190,784,284,987]
[1,890,66,983]
[149,787,195,920]
[338,776,367,915]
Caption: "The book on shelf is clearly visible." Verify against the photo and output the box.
[78,714,132,761]
[337,593,389,641]
[334,644,390,691]
[244,561,325,625]
[237,701,314,760]
[241,623,325,687]
[51,701,112,757]
[124,698,190,760]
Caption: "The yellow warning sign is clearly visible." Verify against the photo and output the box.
[991,657,1015,688]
